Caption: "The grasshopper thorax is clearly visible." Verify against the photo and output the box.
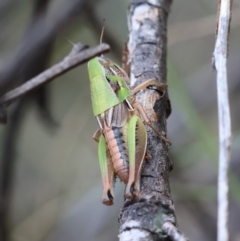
[87,56,131,116]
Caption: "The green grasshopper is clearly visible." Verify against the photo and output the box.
[87,29,170,206]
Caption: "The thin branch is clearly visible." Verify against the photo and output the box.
[0,43,110,122]
[0,0,90,95]
[212,1,233,241]
[0,99,25,241]
[21,0,56,126]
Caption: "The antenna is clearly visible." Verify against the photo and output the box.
[100,18,105,44]
[65,38,75,46]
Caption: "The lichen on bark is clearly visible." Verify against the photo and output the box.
[119,1,178,240]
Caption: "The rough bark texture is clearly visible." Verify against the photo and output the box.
[119,1,177,240]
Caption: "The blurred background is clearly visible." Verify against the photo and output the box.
[0,0,240,240]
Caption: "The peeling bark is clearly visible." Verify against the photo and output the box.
[118,1,186,240]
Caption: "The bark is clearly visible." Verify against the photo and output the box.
[212,1,233,241]
[119,1,187,240]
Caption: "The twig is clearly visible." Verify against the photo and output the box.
[0,99,25,241]
[162,222,189,241]
[21,0,56,127]
[212,1,233,241]
[0,0,89,95]
[0,43,110,113]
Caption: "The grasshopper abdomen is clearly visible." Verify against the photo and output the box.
[102,125,129,184]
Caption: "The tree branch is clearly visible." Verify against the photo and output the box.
[0,0,90,95]
[212,1,233,241]
[119,1,188,240]
[0,43,110,123]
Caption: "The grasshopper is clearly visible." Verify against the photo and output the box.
[87,27,170,206]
